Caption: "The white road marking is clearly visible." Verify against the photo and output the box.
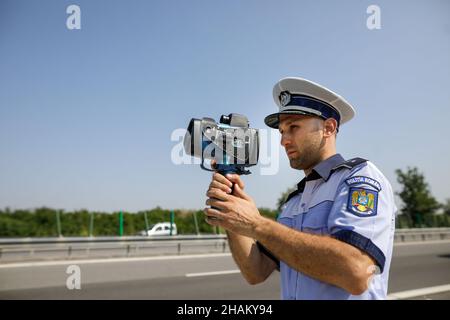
[186,269,240,277]
[387,284,450,300]
[0,253,232,269]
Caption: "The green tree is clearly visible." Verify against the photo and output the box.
[443,199,450,216]
[395,167,441,227]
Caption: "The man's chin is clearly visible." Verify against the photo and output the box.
[289,159,304,170]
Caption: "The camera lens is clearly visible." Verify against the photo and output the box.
[220,115,231,125]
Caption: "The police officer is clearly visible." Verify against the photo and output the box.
[204,77,396,300]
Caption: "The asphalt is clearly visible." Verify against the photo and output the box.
[0,241,449,300]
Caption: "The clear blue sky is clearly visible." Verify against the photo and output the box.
[1,0,449,212]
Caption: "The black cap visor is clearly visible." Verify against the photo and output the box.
[264,110,324,129]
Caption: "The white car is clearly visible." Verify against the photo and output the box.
[140,222,177,236]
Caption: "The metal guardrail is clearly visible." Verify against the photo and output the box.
[394,228,450,242]
[0,229,448,263]
[395,228,450,232]
[0,235,229,262]
[0,234,227,245]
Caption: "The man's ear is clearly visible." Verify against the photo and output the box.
[323,118,338,137]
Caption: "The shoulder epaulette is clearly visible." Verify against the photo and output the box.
[283,158,367,207]
[332,157,367,171]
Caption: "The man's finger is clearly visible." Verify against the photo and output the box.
[205,198,229,210]
[232,183,251,201]
[208,181,232,194]
[206,188,230,201]
[204,207,226,219]
[204,208,226,226]
[225,174,244,189]
[211,159,218,170]
[204,216,221,226]
[212,172,233,188]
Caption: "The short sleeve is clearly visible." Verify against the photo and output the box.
[327,162,395,273]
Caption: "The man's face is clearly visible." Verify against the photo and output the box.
[278,114,325,170]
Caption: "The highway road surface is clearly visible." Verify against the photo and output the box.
[0,240,449,299]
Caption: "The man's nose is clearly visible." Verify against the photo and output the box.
[280,134,291,147]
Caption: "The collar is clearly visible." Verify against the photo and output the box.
[312,153,346,181]
[296,154,346,192]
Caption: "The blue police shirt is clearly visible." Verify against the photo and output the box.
[275,154,396,300]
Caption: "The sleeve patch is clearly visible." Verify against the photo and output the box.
[347,187,378,217]
[345,176,382,191]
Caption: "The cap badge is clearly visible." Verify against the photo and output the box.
[280,91,291,107]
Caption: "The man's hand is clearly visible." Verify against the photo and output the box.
[204,172,262,238]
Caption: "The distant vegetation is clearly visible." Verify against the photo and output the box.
[0,207,278,237]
